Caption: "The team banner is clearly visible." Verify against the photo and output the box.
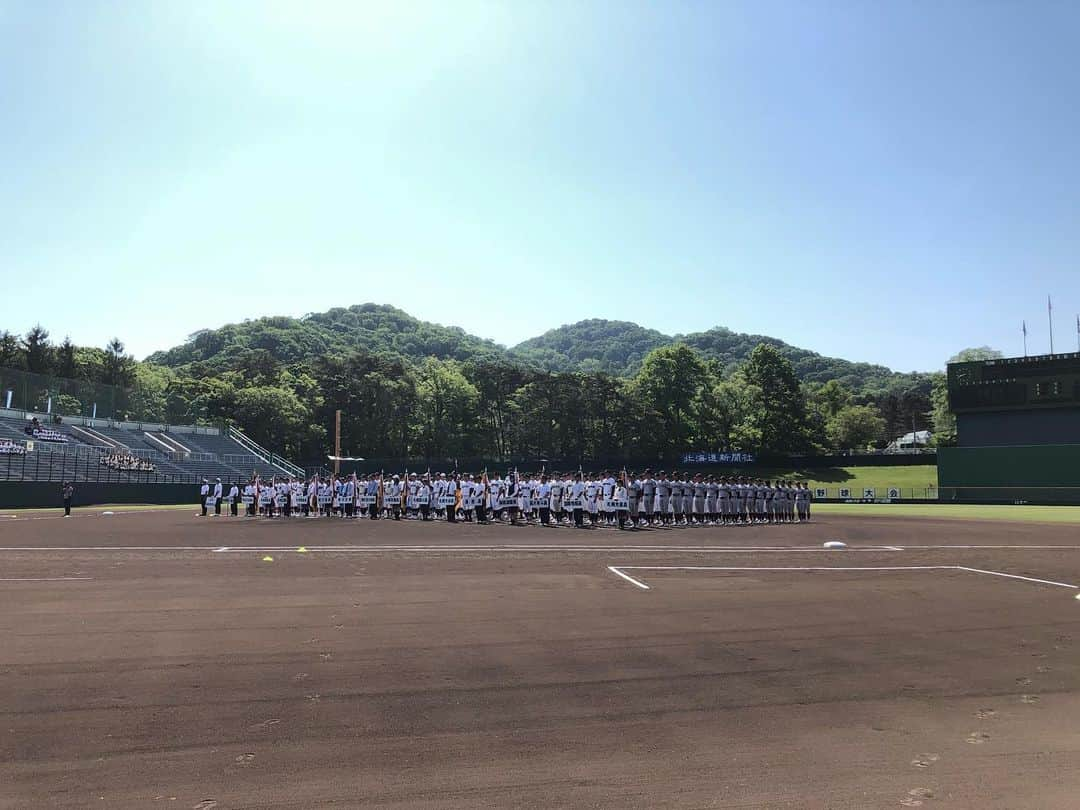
[529,498,549,510]
[241,496,254,505]
[603,498,629,511]
[463,496,481,510]
[437,495,456,508]
[415,493,431,506]
[680,451,755,464]
[318,495,332,507]
[359,495,377,507]
[562,498,583,509]
[497,496,519,510]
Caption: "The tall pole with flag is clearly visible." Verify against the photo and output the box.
[1048,296,1054,355]
[1022,320,1028,357]
[1076,314,1079,352]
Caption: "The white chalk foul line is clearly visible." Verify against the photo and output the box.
[607,565,1080,592]
[954,566,1080,591]
[607,566,650,590]
[0,577,93,582]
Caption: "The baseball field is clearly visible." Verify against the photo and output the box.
[2,506,1079,808]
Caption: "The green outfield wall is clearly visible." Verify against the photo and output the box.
[0,482,197,509]
[937,445,1080,503]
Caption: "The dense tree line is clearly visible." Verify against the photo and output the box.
[0,319,949,466]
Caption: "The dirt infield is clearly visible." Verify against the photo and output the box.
[2,511,1080,808]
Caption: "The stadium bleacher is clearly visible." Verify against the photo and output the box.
[0,415,297,483]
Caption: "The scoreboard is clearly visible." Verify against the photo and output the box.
[947,353,1080,414]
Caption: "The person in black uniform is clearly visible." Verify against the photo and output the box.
[61,481,74,517]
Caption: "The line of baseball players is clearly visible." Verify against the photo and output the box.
[207,470,812,527]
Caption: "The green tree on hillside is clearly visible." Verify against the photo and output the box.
[232,386,312,460]
[56,338,78,379]
[415,359,480,458]
[633,344,706,457]
[737,344,810,453]
[949,347,1004,363]
[827,404,886,450]
[22,325,52,374]
[0,331,22,369]
[930,373,955,445]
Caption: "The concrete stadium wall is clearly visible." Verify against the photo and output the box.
[0,482,199,509]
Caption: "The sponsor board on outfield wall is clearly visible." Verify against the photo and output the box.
[823,487,903,500]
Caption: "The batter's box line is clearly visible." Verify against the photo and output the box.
[605,565,1080,592]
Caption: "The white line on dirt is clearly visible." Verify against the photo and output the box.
[955,566,1080,590]
[607,566,651,590]
[606,565,1080,591]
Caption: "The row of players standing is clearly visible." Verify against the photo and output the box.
[225,470,812,527]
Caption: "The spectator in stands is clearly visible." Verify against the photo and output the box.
[61,482,74,517]
[99,452,156,472]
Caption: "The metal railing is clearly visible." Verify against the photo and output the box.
[228,427,305,478]
[0,446,278,485]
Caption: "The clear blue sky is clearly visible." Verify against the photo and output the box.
[3,0,1079,371]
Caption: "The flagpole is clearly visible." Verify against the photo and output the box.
[1022,320,1027,358]
[1048,296,1054,355]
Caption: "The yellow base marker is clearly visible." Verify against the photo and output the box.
[297,547,308,554]
[262,555,274,562]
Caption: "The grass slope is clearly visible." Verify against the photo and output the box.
[726,465,938,498]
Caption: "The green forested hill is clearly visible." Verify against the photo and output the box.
[4,308,943,465]
[149,305,930,396]
[147,304,506,369]
[511,320,928,395]
[509,319,670,376]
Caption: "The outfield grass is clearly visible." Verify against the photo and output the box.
[814,502,1080,524]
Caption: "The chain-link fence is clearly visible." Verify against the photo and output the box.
[0,367,140,421]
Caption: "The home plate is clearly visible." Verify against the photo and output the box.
[823,541,847,549]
